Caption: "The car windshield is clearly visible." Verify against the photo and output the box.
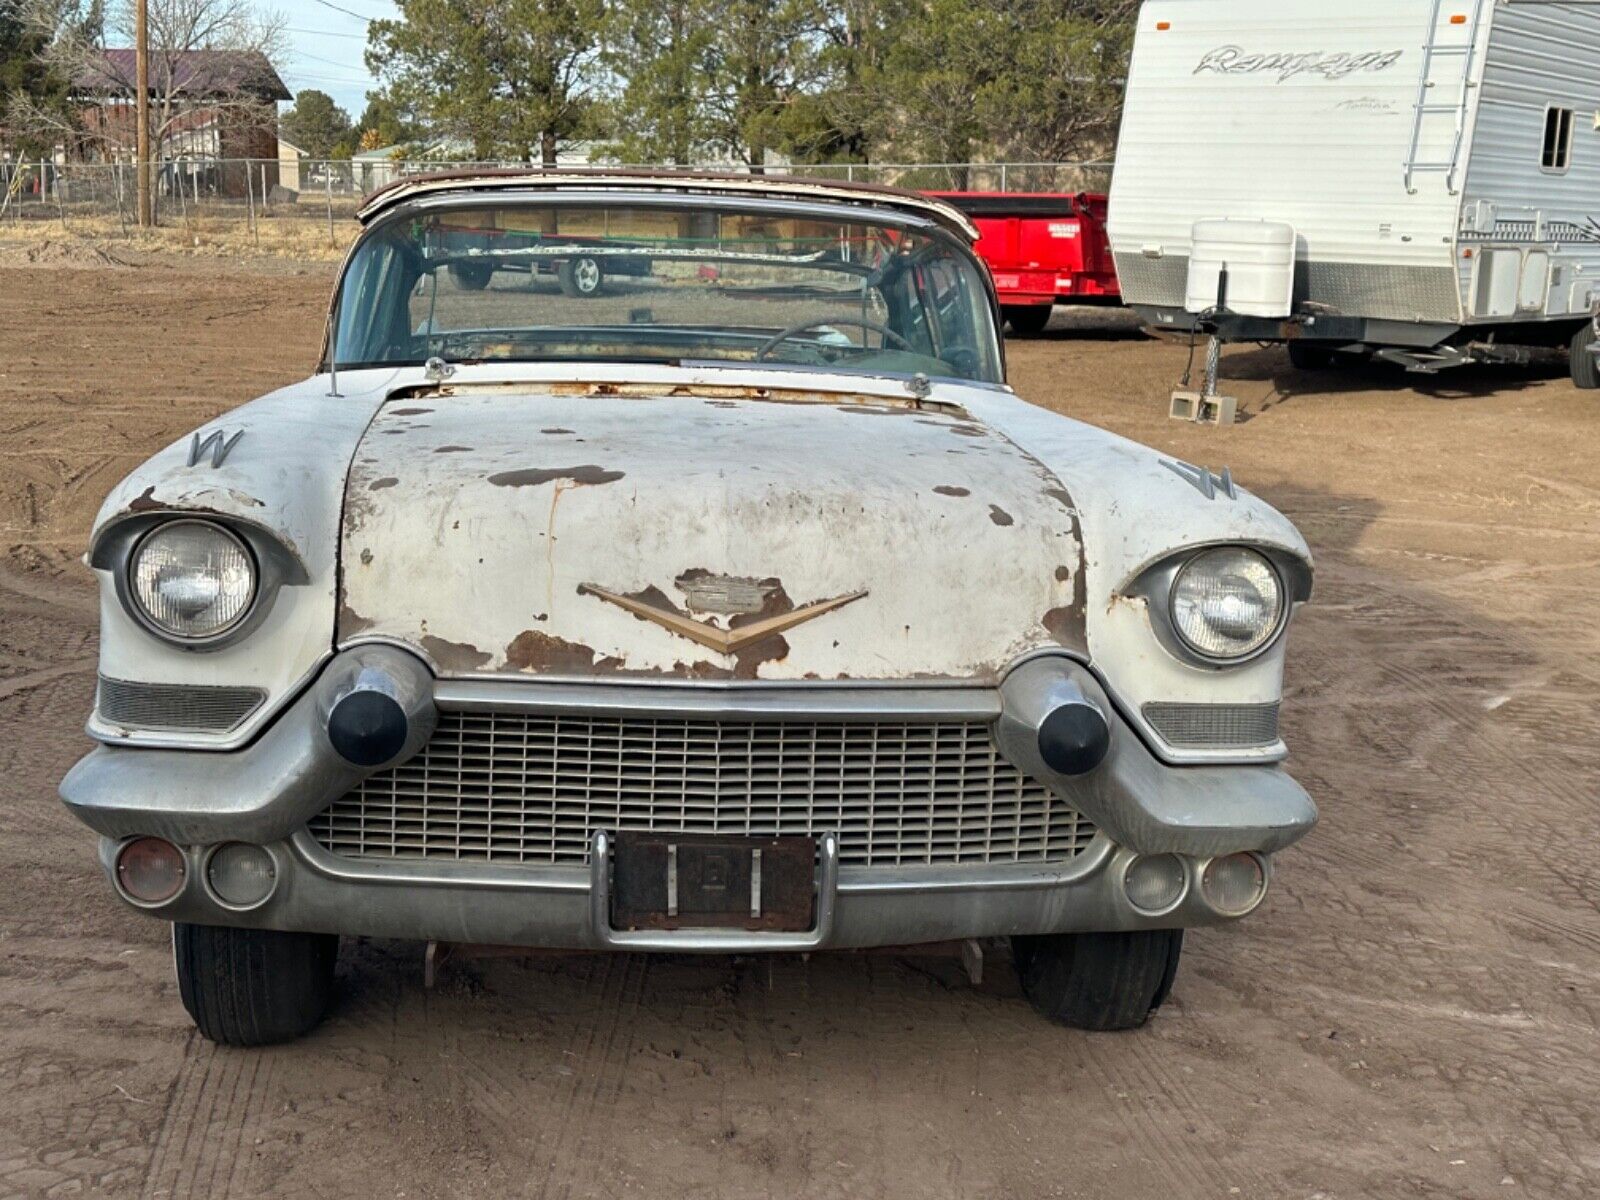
[331,199,1004,384]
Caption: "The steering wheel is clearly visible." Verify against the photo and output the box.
[755,316,915,361]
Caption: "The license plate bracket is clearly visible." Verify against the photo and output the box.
[611,833,816,932]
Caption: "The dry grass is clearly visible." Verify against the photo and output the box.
[0,209,358,261]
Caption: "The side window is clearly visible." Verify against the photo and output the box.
[1541,106,1574,173]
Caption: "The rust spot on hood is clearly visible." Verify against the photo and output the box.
[727,580,795,680]
[541,428,575,435]
[505,629,599,673]
[489,465,624,488]
[421,635,492,673]
[434,445,473,453]
[339,602,375,637]
[126,486,163,512]
[948,423,987,438]
[988,504,1014,527]
[390,406,433,416]
[933,485,970,497]
[1055,565,1072,582]
[369,477,399,490]
[1042,605,1084,647]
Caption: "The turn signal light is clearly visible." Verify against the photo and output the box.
[1202,853,1268,915]
[117,837,185,904]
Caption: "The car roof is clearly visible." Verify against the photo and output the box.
[356,168,981,242]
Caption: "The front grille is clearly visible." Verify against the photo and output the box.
[97,676,266,733]
[1142,702,1281,749]
[307,711,1098,869]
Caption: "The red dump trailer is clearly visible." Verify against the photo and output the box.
[929,192,1121,335]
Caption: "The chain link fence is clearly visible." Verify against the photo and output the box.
[0,157,1114,255]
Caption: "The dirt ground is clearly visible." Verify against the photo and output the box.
[1,255,1597,1200]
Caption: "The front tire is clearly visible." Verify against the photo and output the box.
[1012,929,1183,1031]
[1570,322,1600,389]
[558,255,605,298]
[1002,305,1053,337]
[174,924,339,1046]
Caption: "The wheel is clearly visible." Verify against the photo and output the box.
[558,255,605,298]
[1002,305,1053,337]
[449,260,493,291]
[1569,322,1600,389]
[1012,929,1183,1031]
[1287,341,1335,370]
[174,923,339,1046]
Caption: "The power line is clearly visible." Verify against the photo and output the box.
[286,25,369,40]
[288,47,370,70]
[306,0,383,23]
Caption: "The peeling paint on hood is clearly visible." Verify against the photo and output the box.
[339,386,1087,681]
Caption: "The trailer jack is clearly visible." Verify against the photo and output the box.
[1170,334,1237,425]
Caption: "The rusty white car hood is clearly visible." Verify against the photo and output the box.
[338,385,1087,681]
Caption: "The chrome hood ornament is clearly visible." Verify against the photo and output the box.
[578,583,868,655]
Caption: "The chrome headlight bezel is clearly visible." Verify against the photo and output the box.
[127,519,259,645]
[1126,543,1311,670]
[1169,547,1286,663]
[94,513,307,652]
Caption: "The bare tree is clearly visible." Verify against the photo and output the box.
[10,0,285,165]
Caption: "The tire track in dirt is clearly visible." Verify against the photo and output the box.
[537,960,649,1200]
[0,561,97,618]
[0,658,95,702]
[534,955,651,1200]
[138,1033,276,1200]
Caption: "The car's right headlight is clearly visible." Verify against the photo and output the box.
[129,519,258,641]
[1169,546,1285,661]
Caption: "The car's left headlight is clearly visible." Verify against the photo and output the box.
[129,519,258,641]
[1169,547,1284,661]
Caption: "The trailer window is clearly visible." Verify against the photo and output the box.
[1541,107,1574,173]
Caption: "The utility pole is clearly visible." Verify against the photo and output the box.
[135,0,151,226]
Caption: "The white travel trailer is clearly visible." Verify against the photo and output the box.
[1108,0,1600,383]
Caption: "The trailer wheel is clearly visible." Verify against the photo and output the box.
[1002,305,1053,337]
[449,260,493,291]
[1287,341,1335,371]
[1569,323,1600,389]
[558,255,605,298]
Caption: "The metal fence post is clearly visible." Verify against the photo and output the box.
[245,159,258,247]
[326,166,335,248]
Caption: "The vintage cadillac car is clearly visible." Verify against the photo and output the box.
[60,171,1316,1045]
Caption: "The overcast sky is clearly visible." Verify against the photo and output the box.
[273,0,398,119]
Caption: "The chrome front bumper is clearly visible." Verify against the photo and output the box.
[94,828,1273,950]
[64,646,1317,949]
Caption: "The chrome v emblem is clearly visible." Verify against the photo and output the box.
[579,584,867,654]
